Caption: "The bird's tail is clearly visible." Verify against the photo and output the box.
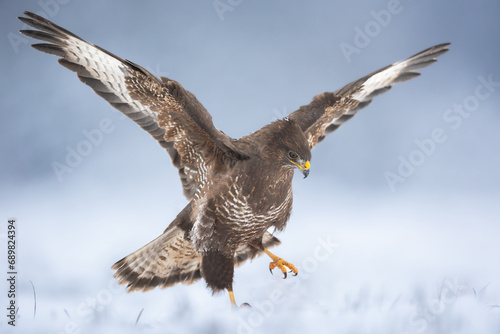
[112,222,281,292]
[112,224,203,292]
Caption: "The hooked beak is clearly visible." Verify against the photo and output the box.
[300,160,310,179]
[290,159,310,178]
[302,168,310,179]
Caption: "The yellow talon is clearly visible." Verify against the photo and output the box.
[263,248,298,279]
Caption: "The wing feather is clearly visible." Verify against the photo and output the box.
[288,43,450,148]
[19,11,245,200]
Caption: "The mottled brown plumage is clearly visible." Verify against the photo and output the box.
[19,11,449,305]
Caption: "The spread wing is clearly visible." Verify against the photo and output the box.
[19,11,246,200]
[288,43,450,148]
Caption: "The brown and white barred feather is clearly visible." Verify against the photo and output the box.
[112,226,203,292]
[19,11,244,200]
[112,226,280,292]
[289,43,450,148]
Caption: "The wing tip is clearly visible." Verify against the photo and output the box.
[23,10,38,18]
[426,42,451,53]
[31,43,66,57]
[19,11,50,27]
[412,42,451,60]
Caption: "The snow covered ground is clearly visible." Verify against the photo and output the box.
[1,184,499,333]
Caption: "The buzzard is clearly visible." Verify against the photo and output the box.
[19,11,449,306]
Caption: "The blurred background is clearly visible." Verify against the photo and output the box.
[1,0,499,333]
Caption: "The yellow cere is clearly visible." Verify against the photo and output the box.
[291,160,310,170]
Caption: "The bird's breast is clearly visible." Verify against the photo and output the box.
[190,169,293,251]
[215,171,293,230]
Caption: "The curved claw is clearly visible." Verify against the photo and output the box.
[240,302,252,309]
[268,259,298,279]
[264,248,298,278]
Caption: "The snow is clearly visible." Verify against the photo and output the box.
[1,185,499,333]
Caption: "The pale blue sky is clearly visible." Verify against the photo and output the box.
[1,0,499,195]
[1,0,499,194]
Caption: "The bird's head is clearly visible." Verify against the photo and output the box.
[271,118,312,178]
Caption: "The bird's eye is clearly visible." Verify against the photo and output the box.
[288,151,298,160]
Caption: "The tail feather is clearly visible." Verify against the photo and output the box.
[112,226,202,292]
[112,226,281,292]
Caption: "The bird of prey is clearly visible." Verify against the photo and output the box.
[19,11,449,307]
